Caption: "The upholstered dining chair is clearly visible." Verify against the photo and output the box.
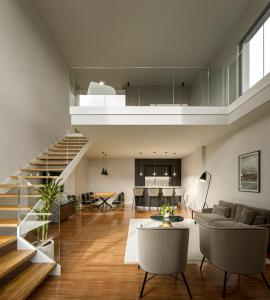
[137,226,192,298]
[132,188,144,210]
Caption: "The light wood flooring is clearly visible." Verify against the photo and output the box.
[29,205,270,300]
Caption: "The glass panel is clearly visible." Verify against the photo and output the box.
[228,58,238,104]
[264,16,270,76]
[249,26,264,88]
[18,176,61,264]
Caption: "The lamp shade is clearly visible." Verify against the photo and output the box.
[200,171,207,182]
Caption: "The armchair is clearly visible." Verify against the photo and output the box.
[137,226,192,298]
[199,220,270,297]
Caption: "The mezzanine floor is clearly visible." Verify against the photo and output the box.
[30,205,270,300]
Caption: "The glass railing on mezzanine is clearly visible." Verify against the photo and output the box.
[69,67,227,107]
[69,45,270,109]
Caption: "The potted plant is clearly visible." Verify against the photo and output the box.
[159,204,175,227]
[33,179,63,259]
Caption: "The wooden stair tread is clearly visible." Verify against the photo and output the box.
[37,156,74,160]
[0,236,16,249]
[11,176,58,179]
[0,250,36,280]
[0,206,32,211]
[30,162,68,166]
[0,262,55,300]
[21,168,65,172]
[0,184,43,189]
[0,194,39,198]
[0,219,18,227]
[46,151,78,155]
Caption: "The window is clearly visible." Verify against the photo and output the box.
[240,5,270,93]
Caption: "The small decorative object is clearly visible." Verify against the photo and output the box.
[159,204,175,227]
[239,151,260,192]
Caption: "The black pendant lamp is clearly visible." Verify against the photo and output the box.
[173,152,177,177]
[139,152,143,176]
[104,154,108,176]
[101,152,106,175]
[152,151,157,176]
[164,152,168,176]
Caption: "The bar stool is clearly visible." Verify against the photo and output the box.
[133,188,144,210]
[174,187,185,209]
[162,188,174,206]
[148,188,160,211]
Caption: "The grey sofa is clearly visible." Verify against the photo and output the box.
[197,220,270,297]
[195,200,270,249]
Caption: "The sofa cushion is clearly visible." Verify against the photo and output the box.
[195,213,231,226]
[211,220,252,229]
[218,200,237,218]
[235,205,244,222]
[253,215,266,225]
[239,207,256,225]
[212,205,231,218]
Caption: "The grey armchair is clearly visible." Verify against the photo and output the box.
[137,226,192,298]
[199,220,270,297]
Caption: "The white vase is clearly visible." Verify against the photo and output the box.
[37,239,55,260]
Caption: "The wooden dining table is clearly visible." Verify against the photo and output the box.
[92,192,116,210]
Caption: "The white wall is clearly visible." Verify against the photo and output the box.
[88,158,134,203]
[0,0,69,181]
[75,156,89,194]
[182,113,270,210]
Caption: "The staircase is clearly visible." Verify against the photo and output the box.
[0,134,90,299]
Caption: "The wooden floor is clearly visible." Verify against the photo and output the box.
[29,205,270,300]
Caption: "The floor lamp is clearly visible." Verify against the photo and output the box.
[199,171,212,209]
[192,171,212,219]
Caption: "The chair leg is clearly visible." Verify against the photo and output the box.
[200,256,205,270]
[222,271,228,298]
[140,272,148,298]
[181,272,192,298]
[149,197,151,211]
[261,273,270,291]
[132,195,135,211]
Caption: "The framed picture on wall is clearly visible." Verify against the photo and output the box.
[239,151,260,192]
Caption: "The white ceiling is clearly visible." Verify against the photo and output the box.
[76,101,270,158]
[33,0,254,67]
[78,125,231,158]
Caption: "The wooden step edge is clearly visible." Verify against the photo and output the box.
[46,152,78,155]
[37,157,74,161]
[0,194,39,198]
[0,250,37,280]
[11,176,59,180]
[21,168,65,172]
[0,219,18,228]
[29,162,68,166]
[0,263,56,300]
[0,236,16,249]
[0,206,32,211]
[0,184,44,189]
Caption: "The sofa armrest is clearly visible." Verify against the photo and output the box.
[202,208,213,213]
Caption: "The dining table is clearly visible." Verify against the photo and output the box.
[92,192,116,211]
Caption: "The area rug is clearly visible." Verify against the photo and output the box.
[124,218,203,265]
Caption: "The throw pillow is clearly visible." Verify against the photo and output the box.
[253,215,266,225]
[212,205,231,218]
[239,207,256,225]
[235,205,244,222]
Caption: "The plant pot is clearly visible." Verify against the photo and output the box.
[34,239,55,260]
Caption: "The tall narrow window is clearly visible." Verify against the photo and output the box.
[240,5,270,94]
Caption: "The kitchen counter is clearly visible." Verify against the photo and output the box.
[134,186,181,189]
